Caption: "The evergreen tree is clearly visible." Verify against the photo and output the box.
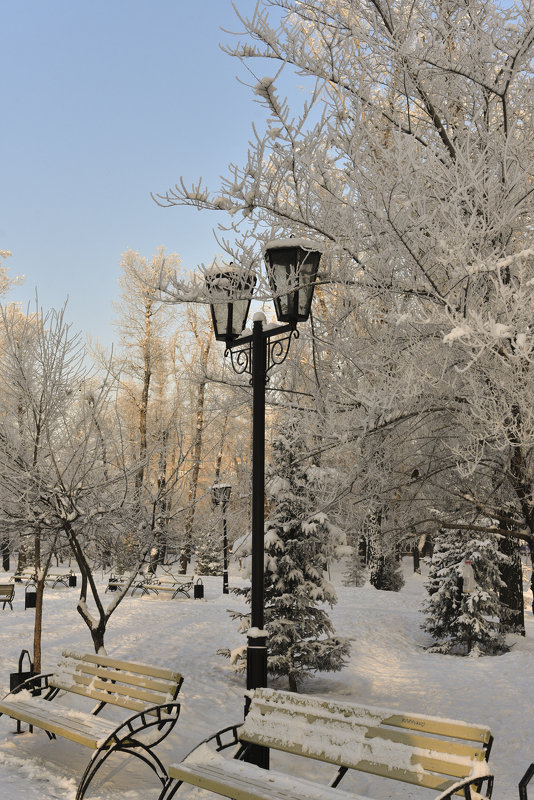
[228,422,351,691]
[423,528,511,655]
[195,509,223,576]
[342,531,366,588]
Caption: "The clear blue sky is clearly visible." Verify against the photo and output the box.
[1,1,265,345]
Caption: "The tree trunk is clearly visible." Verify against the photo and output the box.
[180,348,210,573]
[33,527,43,673]
[499,535,525,635]
[1,537,9,571]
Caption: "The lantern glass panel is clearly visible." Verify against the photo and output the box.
[205,266,256,342]
[211,483,232,505]
[264,244,322,324]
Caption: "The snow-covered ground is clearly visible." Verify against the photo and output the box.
[0,561,531,799]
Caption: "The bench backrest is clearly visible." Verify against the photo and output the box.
[239,688,492,796]
[0,584,14,598]
[48,651,183,714]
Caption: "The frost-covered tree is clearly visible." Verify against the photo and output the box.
[423,527,510,655]
[0,303,155,656]
[342,531,366,587]
[195,505,223,576]
[228,420,351,691]
[157,0,534,592]
[367,511,405,592]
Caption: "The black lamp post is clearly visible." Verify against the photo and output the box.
[210,482,232,595]
[205,239,322,769]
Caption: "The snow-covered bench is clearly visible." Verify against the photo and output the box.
[160,687,494,800]
[0,650,183,800]
[10,568,76,587]
[132,574,193,599]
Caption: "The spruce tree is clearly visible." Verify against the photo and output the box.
[228,421,351,691]
[342,531,366,587]
[423,528,511,655]
[195,508,223,576]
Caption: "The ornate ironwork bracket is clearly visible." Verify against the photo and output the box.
[225,324,298,383]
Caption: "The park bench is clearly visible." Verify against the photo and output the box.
[44,570,77,587]
[11,568,76,587]
[105,572,147,593]
[160,687,494,800]
[0,649,183,800]
[0,583,14,609]
[131,574,193,599]
[12,567,36,584]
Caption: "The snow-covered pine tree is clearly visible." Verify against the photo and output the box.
[342,530,366,587]
[194,511,223,576]
[423,527,511,655]
[229,421,351,691]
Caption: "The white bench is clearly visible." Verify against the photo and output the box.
[0,650,183,800]
[160,688,494,800]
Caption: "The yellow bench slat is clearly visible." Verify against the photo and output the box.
[170,754,372,800]
[48,678,148,713]
[251,689,491,745]
[50,672,169,706]
[0,696,116,749]
[62,650,182,683]
[71,662,178,694]
[247,700,486,763]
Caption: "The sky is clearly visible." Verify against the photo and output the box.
[1,1,267,347]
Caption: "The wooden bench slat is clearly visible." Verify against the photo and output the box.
[251,690,492,745]
[50,671,170,706]
[0,696,117,748]
[170,750,372,800]
[62,650,182,683]
[71,662,178,694]
[248,699,487,762]
[48,678,149,713]
[240,728,475,788]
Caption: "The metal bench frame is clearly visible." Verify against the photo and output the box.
[0,651,183,799]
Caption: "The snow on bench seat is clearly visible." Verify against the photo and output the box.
[0,691,118,748]
[171,743,372,800]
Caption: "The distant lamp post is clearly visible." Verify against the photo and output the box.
[205,239,322,769]
[210,482,232,595]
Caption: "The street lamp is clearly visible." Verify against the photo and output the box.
[210,482,232,595]
[205,238,322,768]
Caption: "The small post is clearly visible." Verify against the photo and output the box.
[222,498,229,595]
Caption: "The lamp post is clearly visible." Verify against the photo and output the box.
[205,239,322,768]
[210,482,232,595]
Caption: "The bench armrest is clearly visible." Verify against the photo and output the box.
[108,701,182,749]
[435,772,494,800]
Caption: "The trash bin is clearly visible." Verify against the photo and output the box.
[24,586,36,609]
[193,578,204,599]
[68,572,77,587]
[9,650,35,692]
